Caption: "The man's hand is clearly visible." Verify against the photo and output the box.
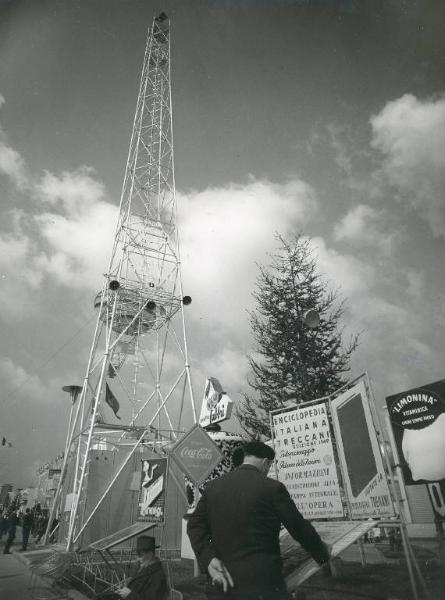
[116,586,131,598]
[208,557,234,592]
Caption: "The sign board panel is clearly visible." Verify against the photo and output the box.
[87,522,156,552]
[271,402,343,519]
[171,424,223,486]
[64,492,74,512]
[331,381,394,519]
[282,520,378,590]
[386,379,445,485]
[137,457,168,524]
[199,377,233,428]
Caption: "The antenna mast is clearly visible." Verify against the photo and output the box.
[64,13,196,550]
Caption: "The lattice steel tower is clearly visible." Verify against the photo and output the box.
[60,13,196,550]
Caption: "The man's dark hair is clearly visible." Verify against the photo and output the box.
[243,440,275,460]
[232,446,245,468]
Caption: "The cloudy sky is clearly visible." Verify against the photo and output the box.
[0,0,444,488]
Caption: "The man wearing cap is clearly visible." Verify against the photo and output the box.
[99,535,168,600]
[187,440,330,600]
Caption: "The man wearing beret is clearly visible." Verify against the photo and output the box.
[99,535,168,600]
[187,440,330,600]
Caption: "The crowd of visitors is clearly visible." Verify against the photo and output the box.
[0,505,58,554]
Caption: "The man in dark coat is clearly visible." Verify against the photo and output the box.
[3,510,19,554]
[187,440,330,600]
[21,508,34,551]
[0,510,8,539]
[97,535,168,600]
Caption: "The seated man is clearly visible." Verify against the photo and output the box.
[98,535,168,600]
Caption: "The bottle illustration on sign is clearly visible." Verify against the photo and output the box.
[402,413,445,481]
[199,377,233,428]
[387,382,445,484]
[139,460,164,517]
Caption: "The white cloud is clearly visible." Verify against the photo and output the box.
[0,167,117,314]
[333,204,400,254]
[0,98,116,301]
[328,124,353,176]
[0,228,45,318]
[0,94,27,188]
[311,236,376,297]
[196,347,250,395]
[306,235,441,401]
[34,168,117,288]
[36,167,106,215]
[179,178,318,336]
[0,356,48,403]
[371,94,445,236]
[36,199,117,289]
[0,142,27,189]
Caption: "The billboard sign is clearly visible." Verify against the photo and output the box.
[171,424,223,486]
[331,380,394,519]
[199,377,233,428]
[138,458,168,523]
[271,402,344,519]
[386,379,445,485]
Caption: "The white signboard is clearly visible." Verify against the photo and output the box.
[271,402,343,519]
[331,380,394,519]
[199,377,233,428]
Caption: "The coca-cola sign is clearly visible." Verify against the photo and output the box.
[171,424,223,485]
[180,447,213,460]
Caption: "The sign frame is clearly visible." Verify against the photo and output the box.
[170,423,224,487]
[137,457,169,524]
[330,379,394,519]
[270,400,344,520]
[199,377,233,428]
[385,378,445,486]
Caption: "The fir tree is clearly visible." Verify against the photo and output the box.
[238,233,359,438]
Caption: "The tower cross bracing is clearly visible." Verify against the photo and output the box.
[57,13,196,551]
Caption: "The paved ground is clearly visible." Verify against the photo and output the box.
[0,530,443,600]
[0,550,37,599]
[0,529,80,600]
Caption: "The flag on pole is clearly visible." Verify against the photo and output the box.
[105,383,121,420]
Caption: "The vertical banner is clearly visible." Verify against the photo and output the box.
[386,379,445,486]
[271,402,344,519]
[138,458,168,524]
[331,380,394,519]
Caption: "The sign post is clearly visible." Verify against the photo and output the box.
[170,423,224,577]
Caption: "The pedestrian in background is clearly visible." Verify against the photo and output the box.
[35,514,49,543]
[21,507,34,551]
[3,510,19,554]
[0,509,8,540]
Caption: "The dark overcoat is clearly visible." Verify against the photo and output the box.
[126,558,168,600]
[187,464,329,594]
